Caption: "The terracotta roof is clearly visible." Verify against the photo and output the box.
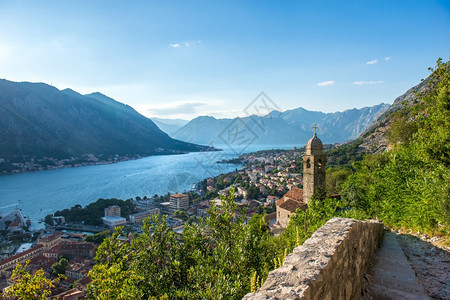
[278,199,307,213]
[76,276,91,290]
[276,197,286,207]
[60,242,95,251]
[39,233,62,243]
[284,187,303,201]
[0,245,44,266]
[44,244,62,254]
[171,194,188,198]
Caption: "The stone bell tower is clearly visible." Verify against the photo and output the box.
[303,125,326,203]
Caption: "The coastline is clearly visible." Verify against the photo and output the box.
[0,148,222,176]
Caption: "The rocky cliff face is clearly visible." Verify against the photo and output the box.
[359,78,430,154]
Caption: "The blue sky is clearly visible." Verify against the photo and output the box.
[0,1,448,119]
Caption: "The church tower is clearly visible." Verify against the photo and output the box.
[303,126,326,203]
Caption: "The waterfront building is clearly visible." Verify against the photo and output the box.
[104,205,121,217]
[129,208,160,224]
[170,193,189,211]
[102,216,126,227]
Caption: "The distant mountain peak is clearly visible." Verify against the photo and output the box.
[61,88,83,97]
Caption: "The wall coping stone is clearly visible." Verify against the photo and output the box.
[244,217,384,300]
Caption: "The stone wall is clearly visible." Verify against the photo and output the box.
[244,217,384,300]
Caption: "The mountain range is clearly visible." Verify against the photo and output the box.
[151,118,189,136]
[0,78,392,162]
[171,104,390,147]
[0,79,210,160]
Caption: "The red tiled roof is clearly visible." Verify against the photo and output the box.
[60,242,95,251]
[278,199,307,213]
[39,233,62,243]
[0,245,44,266]
[276,197,286,207]
[284,187,303,201]
[44,243,62,254]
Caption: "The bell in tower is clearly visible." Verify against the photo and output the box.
[303,125,326,203]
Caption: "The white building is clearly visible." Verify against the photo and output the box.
[129,208,160,224]
[102,216,126,227]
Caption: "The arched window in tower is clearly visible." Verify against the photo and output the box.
[318,159,323,169]
[306,159,311,168]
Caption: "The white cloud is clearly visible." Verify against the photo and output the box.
[317,80,335,87]
[352,80,384,85]
[384,57,391,61]
[366,59,378,65]
[170,41,201,48]
[148,102,206,115]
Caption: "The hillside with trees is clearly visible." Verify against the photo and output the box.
[340,59,449,235]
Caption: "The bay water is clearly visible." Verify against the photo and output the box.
[0,145,295,229]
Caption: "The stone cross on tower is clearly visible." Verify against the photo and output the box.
[312,124,318,136]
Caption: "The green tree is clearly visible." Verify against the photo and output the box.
[52,257,69,276]
[173,210,188,221]
[87,227,142,299]
[2,261,59,299]
[84,230,111,244]
[325,167,352,195]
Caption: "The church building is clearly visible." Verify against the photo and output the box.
[302,130,326,203]
[276,129,326,228]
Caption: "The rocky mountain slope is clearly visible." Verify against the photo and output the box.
[0,79,209,160]
[172,104,389,147]
[358,77,430,153]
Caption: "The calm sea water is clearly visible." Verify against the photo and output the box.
[0,145,295,229]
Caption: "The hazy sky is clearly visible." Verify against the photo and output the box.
[0,1,448,120]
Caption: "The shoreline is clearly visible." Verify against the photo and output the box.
[0,148,222,177]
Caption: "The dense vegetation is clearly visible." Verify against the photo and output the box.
[52,198,136,226]
[341,59,449,236]
[86,188,346,299]
[324,139,365,167]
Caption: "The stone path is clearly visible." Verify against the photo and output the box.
[368,231,429,300]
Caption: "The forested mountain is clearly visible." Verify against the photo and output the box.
[0,80,209,160]
[172,103,389,146]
